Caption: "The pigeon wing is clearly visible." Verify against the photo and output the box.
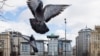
[27,0,40,16]
[44,5,69,22]
[22,35,30,42]
[29,35,38,52]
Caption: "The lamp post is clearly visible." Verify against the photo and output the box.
[64,18,66,56]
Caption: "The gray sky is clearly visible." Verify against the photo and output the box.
[0,0,100,46]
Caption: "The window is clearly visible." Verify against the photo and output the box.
[36,42,44,51]
[63,42,71,51]
[21,42,30,52]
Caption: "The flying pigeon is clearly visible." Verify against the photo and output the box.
[27,0,70,34]
[22,35,38,54]
[29,35,38,53]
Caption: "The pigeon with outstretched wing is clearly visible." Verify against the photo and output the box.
[22,35,38,54]
[29,35,38,53]
[27,0,69,34]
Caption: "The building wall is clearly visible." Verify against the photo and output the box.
[0,31,72,56]
[0,32,11,56]
[76,37,79,56]
[76,28,92,56]
[0,31,30,56]
[0,31,45,56]
[19,37,45,56]
[36,40,45,56]
[89,26,100,56]
[47,38,72,56]
[73,46,76,56]
[10,32,45,56]
[48,38,58,56]
[20,36,30,56]
[62,41,72,56]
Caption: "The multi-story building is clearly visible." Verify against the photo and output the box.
[47,34,72,56]
[36,40,45,56]
[0,31,72,56]
[10,31,23,56]
[0,32,11,56]
[0,31,21,56]
[58,39,72,56]
[10,31,45,56]
[0,31,45,56]
[76,36,79,56]
[47,35,59,56]
[73,46,76,56]
[76,28,92,56]
[89,26,100,56]
[0,31,30,56]
[20,38,45,56]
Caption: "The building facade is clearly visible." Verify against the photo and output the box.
[76,28,92,56]
[47,34,72,56]
[58,39,72,56]
[47,35,59,56]
[11,32,45,56]
[0,31,72,56]
[73,46,76,56]
[89,26,100,56]
[36,40,45,56]
[0,31,29,56]
[0,31,45,56]
[0,32,11,56]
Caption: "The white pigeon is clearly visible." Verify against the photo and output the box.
[27,0,70,34]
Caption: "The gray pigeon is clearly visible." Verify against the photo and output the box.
[22,35,38,54]
[27,0,69,34]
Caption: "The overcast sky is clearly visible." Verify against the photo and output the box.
[0,0,100,46]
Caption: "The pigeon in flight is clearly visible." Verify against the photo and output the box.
[29,35,38,53]
[27,0,70,34]
[22,35,38,55]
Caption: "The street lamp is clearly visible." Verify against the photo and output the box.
[64,18,67,56]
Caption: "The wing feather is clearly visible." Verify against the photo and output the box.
[44,5,69,22]
[27,0,40,16]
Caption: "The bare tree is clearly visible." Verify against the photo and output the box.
[0,0,7,21]
[0,0,14,21]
